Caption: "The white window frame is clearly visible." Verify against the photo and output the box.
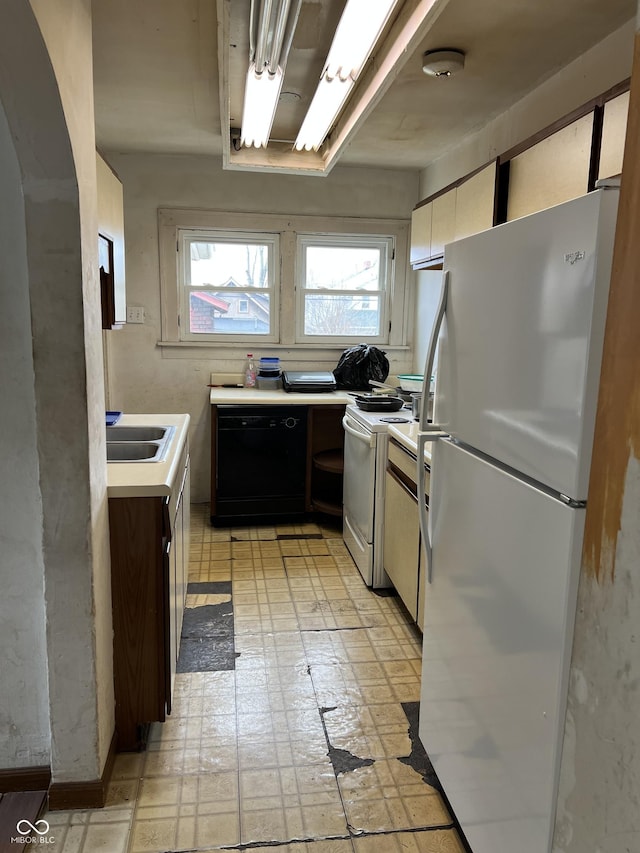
[158,208,410,355]
[295,234,393,344]
[178,228,280,344]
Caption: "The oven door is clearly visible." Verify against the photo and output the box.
[342,413,376,585]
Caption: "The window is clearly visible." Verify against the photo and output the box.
[179,230,279,341]
[296,235,392,343]
[159,208,409,352]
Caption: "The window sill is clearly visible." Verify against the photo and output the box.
[157,340,410,359]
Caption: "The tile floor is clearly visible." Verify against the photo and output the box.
[45,505,466,853]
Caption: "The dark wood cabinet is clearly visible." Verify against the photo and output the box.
[109,449,190,751]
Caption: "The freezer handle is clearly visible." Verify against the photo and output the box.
[420,270,449,431]
[342,415,375,448]
[417,432,448,582]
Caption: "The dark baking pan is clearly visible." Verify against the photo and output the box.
[354,395,404,412]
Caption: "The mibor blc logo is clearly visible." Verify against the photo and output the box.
[11,819,54,845]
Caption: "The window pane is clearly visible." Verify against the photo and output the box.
[189,241,270,288]
[190,291,271,335]
[305,246,381,291]
[304,294,380,337]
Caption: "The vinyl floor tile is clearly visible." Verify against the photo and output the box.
[352,829,466,853]
[41,506,467,853]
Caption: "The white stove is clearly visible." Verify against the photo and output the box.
[342,402,413,587]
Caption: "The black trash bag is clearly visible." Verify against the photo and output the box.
[333,344,390,390]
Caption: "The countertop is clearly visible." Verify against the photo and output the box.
[209,387,353,406]
[387,421,433,465]
[107,413,190,498]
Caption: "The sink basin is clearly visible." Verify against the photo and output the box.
[106,424,176,463]
[106,425,170,442]
[107,442,164,462]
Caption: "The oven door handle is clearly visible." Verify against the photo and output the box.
[342,415,375,448]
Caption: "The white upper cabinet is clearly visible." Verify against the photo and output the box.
[599,91,629,180]
[454,163,496,241]
[411,162,497,268]
[506,114,593,221]
[410,201,433,266]
[430,189,457,258]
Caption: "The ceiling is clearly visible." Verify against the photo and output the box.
[92,0,635,175]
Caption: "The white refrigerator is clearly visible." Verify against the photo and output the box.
[416,187,619,853]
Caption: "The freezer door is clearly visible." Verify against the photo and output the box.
[436,188,618,500]
[419,440,584,853]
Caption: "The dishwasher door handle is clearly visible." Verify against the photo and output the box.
[342,416,375,448]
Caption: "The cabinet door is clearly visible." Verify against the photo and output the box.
[454,164,496,240]
[174,457,191,661]
[109,495,167,750]
[410,202,432,265]
[171,454,191,692]
[507,114,593,221]
[180,457,191,620]
[172,492,183,680]
[431,190,457,258]
[599,91,629,180]
[383,469,419,620]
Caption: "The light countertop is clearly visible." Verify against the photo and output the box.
[387,421,433,465]
[209,387,353,406]
[107,413,190,498]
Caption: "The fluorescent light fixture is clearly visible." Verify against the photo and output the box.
[239,0,301,150]
[294,0,398,151]
[241,63,284,149]
[294,77,354,152]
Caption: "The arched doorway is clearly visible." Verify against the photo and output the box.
[0,0,114,801]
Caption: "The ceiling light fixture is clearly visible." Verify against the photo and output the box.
[294,0,399,153]
[240,0,301,149]
[421,49,465,77]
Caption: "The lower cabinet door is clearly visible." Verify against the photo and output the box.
[163,535,174,716]
[383,469,419,620]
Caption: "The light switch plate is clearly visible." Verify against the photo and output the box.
[126,306,145,324]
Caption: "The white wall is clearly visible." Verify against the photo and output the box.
[0,101,50,770]
[105,154,419,501]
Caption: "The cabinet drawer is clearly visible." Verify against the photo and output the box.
[388,439,430,496]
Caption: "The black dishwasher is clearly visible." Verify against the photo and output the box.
[214,406,308,525]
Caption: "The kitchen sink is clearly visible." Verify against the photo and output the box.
[106,424,176,463]
[107,442,164,462]
[106,425,171,442]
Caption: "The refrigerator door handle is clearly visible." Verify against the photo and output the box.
[417,432,448,582]
[420,270,449,432]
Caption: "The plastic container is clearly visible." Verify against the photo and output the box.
[256,375,282,390]
[244,354,257,388]
[258,357,281,376]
